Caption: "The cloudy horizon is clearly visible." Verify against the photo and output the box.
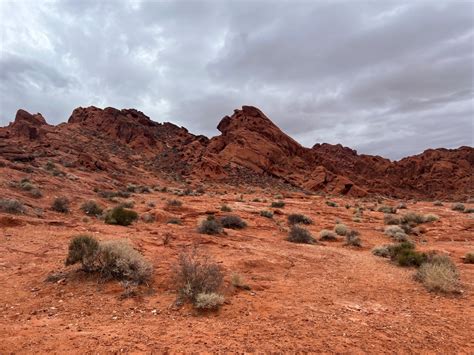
[1,0,473,160]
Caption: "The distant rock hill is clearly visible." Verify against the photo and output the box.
[1,105,472,200]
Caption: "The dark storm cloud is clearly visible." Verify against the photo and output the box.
[0,0,472,160]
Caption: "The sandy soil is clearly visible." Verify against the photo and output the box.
[1,185,473,353]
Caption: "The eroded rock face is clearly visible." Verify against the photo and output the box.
[1,105,472,199]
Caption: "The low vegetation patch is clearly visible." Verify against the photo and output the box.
[271,201,285,208]
[372,245,391,258]
[433,200,443,206]
[287,226,315,244]
[325,201,337,207]
[0,198,25,214]
[387,242,426,267]
[167,217,183,225]
[424,214,439,222]
[65,235,152,284]
[260,210,273,218]
[378,205,396,214]
[167,199,183,208]
[451,203,465,211]
[52,197,70,213]
[334,223,348,236]
[220,215,247,229]
[80,200,103,217]
[220,205,232,212]
[287,213,313,225]
[384,225,408,241]
[416,255,460,293]
[345,229,362,247]
[319,229,337,241]
[231,273,251,290]
[198,217,223,235]
[104,206,138,226]
[173,248,224,309]
[464,252,474,264]
[384,214,401,225]
[141,213,156,223]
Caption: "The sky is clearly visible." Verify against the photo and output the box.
[0,0,473,160]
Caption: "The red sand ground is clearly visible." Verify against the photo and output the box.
[1,185,473,353]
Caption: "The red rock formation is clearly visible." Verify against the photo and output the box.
[1,105,472,200]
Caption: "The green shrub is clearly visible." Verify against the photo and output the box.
[80,200,103,216]
[387,242,426,267]
[334,224,348,236]
[220,205,232,212]
[104,206,138,226]
[287,226,315,244]
[319,229,337,241]
[416,255,460,293]
[173,248,224,307]
[220,215,247,229]
[260,210,273,218]
[271,201,285,208]
[464,252,474,264]
[65,235,100,271]
[387,241,415,258]
[198,218,222,235]
[288,213,313,225]
[384,214,401,225]
[325,201,337,207]
[378,205,396,214]
[345,230,362,247]
[98,240,153,284]
[52,197,70,213]
[0,198,25,214]
[451,203,465,211]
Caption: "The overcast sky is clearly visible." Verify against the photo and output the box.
[0,0,473,160]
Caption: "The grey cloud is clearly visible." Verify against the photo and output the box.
[0,0,472,160]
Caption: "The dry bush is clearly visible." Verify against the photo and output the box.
[98,240,153,284]
[195,293,225,310]
[173,248,224,307]
[287,225,315,244]
[167,199,183,208]
[288,213,313,225]
[325,201,337,207]
[384,214,401,225]
[345,230,362,247]
[334,223,348,236]
[0,198,25,214]
[384,225,408,241]
[424,214,439,222]
[451,203,465,212]
[416,255,460,293]
[104,206,138,226]
[378,205,396,214]
[260,210,273,218]
[463,252,474,264]
[400,212,426,225]
[220,215,247,229]
[372,245,391,258]
[319,229,337,241]
[221,205,232,212]
[198,217,222,235]
[52,197,70,213]
[167,217,182,225]
[141,213,155,223]
[65,235,100,271]
[387,242,426,267]
[433,200,443,206]
[271,201,285,208]
[231,273,250,290]
[80,200,103,216]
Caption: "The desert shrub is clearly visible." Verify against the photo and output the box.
[141,213,155,223]
[97,190,131,199]
[384,225,408,241]
[98,240,153,284]
[451,203,465,211]
[198,218,222,235]
[65,235,100,271]
[464,252,474,264]
[167,218,182,225]
[0,198,25,214]
[252,198,261,202]
[433,200,443,206]
[319,229,337,241]
[387,241,414,257]
[326,201,337,207]
[463,208,474,214]
[400,212,426,225]
[397,203,407,209]
[220,205,232,212]
[378,205,396,214]
[167,199,182,208]
[104,206,138,226]
[52,197,70,213]
[424,214,439,222]
[384,214,401,225]
[220,215,247,229]
[345,230,362,247]
[30,188,43,198]
[45,160,56,171]
[231,273,250,290]
[80,200,103,217]
[19,178,35,191]
[287,226,315,244]
[352,217,361,223]
[416,255,460,293]
[372,245,391,258]
[387,242,426,267]
[173,248,224,307]
[194,293,225,310]
[288,213,313,225]
[271,201,285,208]
[260,210,273,218]
[119,200,135,209]
[334,223,348,236]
